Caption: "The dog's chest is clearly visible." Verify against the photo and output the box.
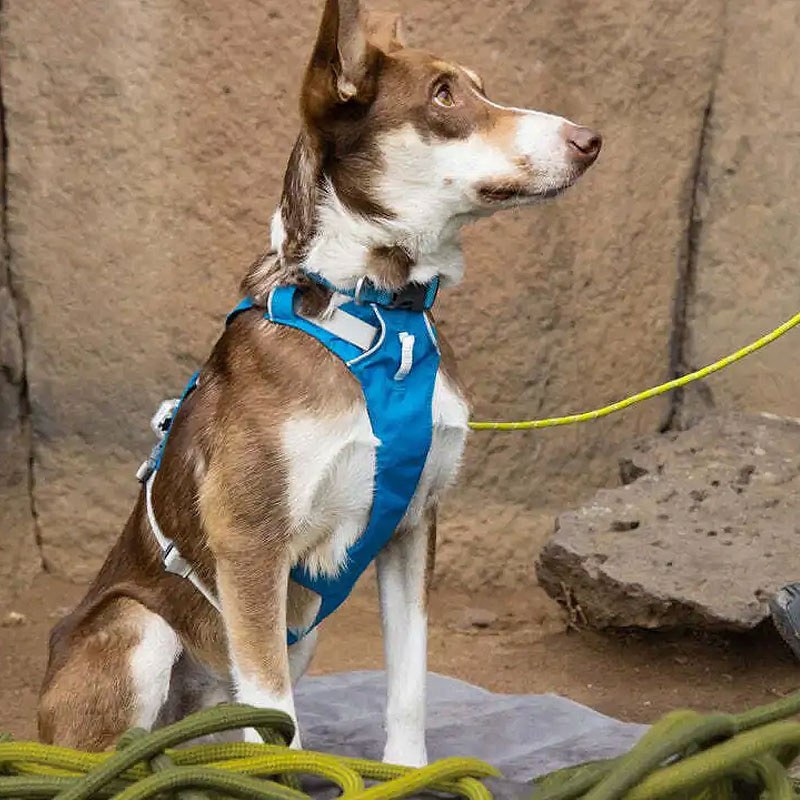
[282,370,468,577]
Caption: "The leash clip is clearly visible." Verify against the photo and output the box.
[388,282,436,311]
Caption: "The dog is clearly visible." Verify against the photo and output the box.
[38,0,601,766]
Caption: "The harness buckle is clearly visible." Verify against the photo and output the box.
[162,543,194,579]
[136,398,181,483]
[136,459,154,484]
[151,399,180,437]
[388,281,435,312]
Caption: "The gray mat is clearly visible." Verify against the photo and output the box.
[295,671,646,784]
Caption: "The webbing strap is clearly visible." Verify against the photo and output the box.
[145,472,222,612]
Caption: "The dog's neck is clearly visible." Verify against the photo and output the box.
[272,186,466,292]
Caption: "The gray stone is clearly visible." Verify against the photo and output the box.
[1,611,27,628]
[536,414,800,631]
[0,337,39,605]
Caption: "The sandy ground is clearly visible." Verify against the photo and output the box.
[2,571,799,742]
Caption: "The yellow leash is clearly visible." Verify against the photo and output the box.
[468,310,800,431]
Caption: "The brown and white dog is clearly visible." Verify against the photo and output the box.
[38,0,601,765]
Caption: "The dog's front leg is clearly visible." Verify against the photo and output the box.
[214,548,300,747]
[376,505,436,767]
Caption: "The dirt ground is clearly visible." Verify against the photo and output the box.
[2,571,799,742]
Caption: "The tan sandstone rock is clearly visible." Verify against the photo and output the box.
[0,126,39,606]
[683,0,800,424]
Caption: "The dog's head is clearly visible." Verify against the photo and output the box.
[271,0,601,290]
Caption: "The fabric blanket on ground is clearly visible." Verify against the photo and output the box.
[295,671,646,797]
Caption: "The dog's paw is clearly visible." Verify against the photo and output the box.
[382,742,428,768]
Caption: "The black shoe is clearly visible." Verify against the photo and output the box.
[769,583,800,661]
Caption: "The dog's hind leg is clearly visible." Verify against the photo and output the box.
[376,504,437,767]
[287,582,320,686]
[39,597,181,750]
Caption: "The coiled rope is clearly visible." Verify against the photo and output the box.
[4,691,800,800]
[532,687,800,800]
[0,704,496,800]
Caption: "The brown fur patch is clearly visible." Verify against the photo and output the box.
[39,598,142,749]
[484,109,521,149]
[367,244,413,289]
[240,253,331,316]
[459,65,485,94]
[201,469,291,695]
[279,129,325,266]
[240,251,284,304]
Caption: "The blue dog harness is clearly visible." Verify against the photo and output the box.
[139,276,441,644]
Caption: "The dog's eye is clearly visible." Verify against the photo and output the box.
[433,84,454,108]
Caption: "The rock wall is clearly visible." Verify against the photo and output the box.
[681,0,800,425]
[0,0,796,595]
[0,87,39,606]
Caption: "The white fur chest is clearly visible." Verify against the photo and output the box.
[282,370,468,578]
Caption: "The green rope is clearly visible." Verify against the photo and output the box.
[117,726,210,800]
[4,692,800,800]
[0,703,496,800]
[531,689,800,800]
[52,705,296,800]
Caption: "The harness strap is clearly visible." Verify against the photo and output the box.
[145,472,222,612]
[393,332,415,381]
[305,272,439,311]
[298,304,378,351]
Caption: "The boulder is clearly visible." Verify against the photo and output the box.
[536,414,800,631]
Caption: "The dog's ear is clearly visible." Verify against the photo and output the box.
[285,0,379,267]
[365,10,405,54]
[303,0,377,118]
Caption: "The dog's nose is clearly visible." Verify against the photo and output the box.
[566,126,602,164]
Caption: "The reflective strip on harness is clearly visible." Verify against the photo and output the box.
[298,305,378,351]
